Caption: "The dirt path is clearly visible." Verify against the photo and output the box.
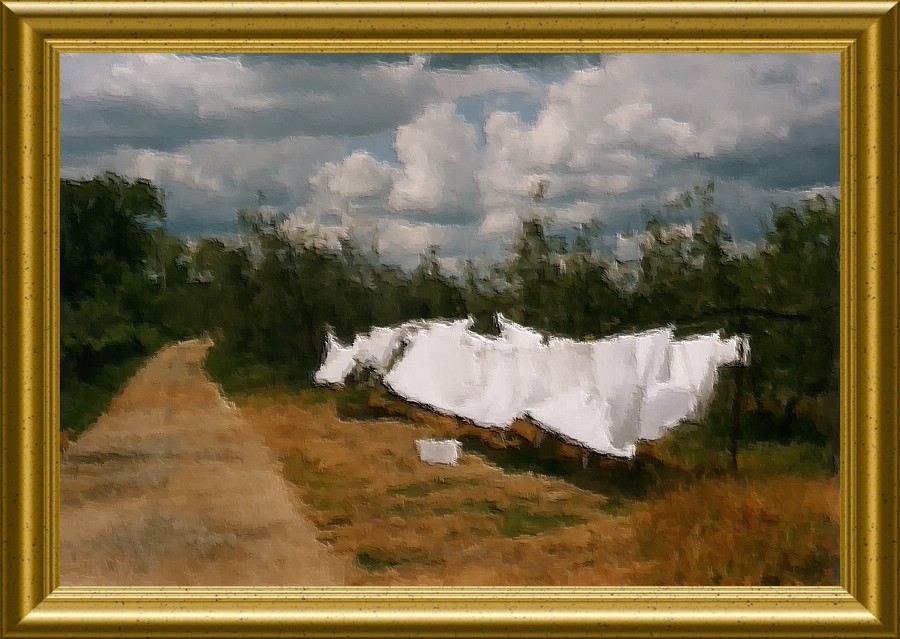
[59,339,347,586]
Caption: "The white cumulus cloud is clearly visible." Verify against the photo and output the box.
[388,103,478,213]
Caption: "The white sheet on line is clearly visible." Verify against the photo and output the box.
[316,315,748,458]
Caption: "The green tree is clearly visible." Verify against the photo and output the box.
[555,223,622,339]
[751,196,840,440]
[407,246,466,320]
[60,173,177,432]
[61,172,166,302]
[633,214,694,326]
[505,218,565,330]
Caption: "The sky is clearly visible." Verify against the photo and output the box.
[60,53,840,270]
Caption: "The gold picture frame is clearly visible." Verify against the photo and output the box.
[1,1,897,636]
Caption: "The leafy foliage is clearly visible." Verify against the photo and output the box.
[62,173,839,457]
[60,174,198,432]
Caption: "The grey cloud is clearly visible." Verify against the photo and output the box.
[60,53,840,265]
[758,64,800,87]
[61,54,441,145]
[60,90,437,151]
[424,53,605,73]
[61,101,237,155]
[234,53,414,68]
[697,115,839,190]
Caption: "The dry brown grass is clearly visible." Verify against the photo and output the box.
[631,475,839,585]
[238,386,839,587]
[60,342,347,586]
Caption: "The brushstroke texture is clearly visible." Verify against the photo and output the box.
[315,316,747,457]
[60,340,346,586]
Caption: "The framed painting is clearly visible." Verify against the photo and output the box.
[1,1,898,637]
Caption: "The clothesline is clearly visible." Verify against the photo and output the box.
[315,315,749,458]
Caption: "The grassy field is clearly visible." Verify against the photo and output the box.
[235,384,840,587]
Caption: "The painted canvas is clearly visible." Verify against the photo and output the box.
[59,53,840,587]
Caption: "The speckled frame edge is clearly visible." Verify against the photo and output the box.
[1,2,897,637]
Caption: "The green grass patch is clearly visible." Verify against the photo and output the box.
[228,384,334,410]
[387,479,458,497]
[279,454,369,518]
[497,506,586,538]
[459,500,504,515]
[647,422,730,472]
[61,355,150,435]
[355,552,402,571]
[295,387,335,406]
[355,551,419,572]
[386,500,426,516]
[648,420,833,477]
[596,498,629,515]
[203,344,310,395]
[738,442,834,477]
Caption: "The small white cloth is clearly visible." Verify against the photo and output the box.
[415,439,462,465]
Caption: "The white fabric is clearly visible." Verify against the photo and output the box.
[313,333,359,385]
[313,321,423,385]
[527,390,636,458]
[415,438,462,465]
[638,385,698,440]
[383,318,478,414]
[353,326,403,373]
[315,316,748,458]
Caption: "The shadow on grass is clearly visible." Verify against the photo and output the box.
[323,381,833,506]
[458,434,692,502]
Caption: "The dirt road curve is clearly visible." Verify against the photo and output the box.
[60,339,346,586]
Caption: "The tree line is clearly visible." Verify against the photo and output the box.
[61,173,839,458]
